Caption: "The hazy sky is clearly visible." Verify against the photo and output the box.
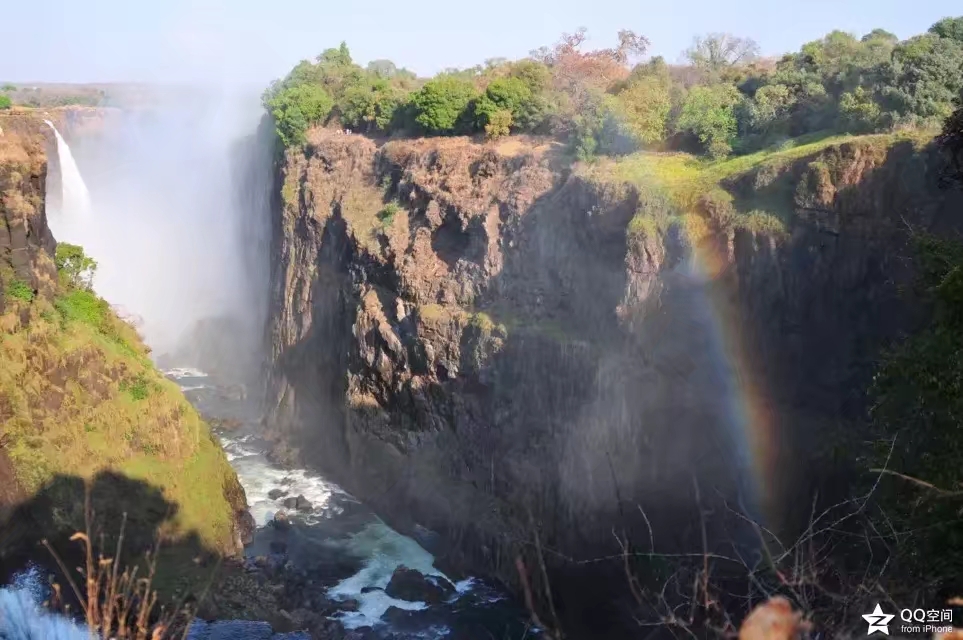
[2,0,960,85]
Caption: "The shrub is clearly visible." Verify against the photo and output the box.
[377,201,400,226]
[266,84,334,147]
[6,279,34,302]
[55,288,111,332]
[409,77,478,135]
[55,242,98,290]
[484,109,513,139]
[0,95,11,110]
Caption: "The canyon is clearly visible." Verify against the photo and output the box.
[263,126,963,632]
[2,101,961,638]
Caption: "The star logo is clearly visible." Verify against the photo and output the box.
[863,604,895,635]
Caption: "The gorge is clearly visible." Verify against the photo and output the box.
[2,19,963,639]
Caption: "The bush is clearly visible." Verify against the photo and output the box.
[377,201,400,225]
[0,95,11,110]
[485,109,513,139]
[6,279,34,302]
[266,84,334,147]
[55,242,98,290]
[409,77,478,135]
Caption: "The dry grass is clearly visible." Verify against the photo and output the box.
[42,487,208,640]
[515,457,962,639]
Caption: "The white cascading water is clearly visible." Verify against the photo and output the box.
[43,120,93,247]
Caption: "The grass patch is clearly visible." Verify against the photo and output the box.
[580,130,936,242]
[0,282,241,555]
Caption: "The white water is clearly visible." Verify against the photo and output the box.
[166,368,467,633]
[0,566,88,640]
[43,120,93,248]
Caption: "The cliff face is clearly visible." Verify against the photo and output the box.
[265,130,962,629]
[0,116,249,583]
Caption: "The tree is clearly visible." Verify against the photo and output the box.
[937,88,963,185]
[532,28,639,122]
[474,77,546,133]
[675,84,743,158]
[839,87,881,133]
[409,77,478,135]
[367,60,398,77]
[266,84,334,147]
[685,33,760,76]
[614,75,671,146]
[0,95,10,110]
[55,243,98,290]
[929,16,963,43]
[878,33,963,122]
[338,79,403,133]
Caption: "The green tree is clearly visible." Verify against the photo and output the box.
[0,95,10,110]
[838,86,882,133]
[506,59,552,93]
[474,77,545,133]
[675,84,743,158]
[409,77,478,135]
[338,78,403,133]
[878,33,963,123]
[614,75,671,146]
[266,84,334,147]
[929,16,963,43]
[55,243,98,290]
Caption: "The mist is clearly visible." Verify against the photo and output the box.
[57,86,275,384]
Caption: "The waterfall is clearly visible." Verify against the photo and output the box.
[44,120,92,246]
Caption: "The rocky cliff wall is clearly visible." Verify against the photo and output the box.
[265,130,962,633]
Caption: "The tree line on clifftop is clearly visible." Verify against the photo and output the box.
[262,17,963,159]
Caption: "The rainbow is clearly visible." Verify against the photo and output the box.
[686,226,780,527]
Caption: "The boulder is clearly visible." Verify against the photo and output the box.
[384,566,454,605]
[282,494,313,512]
[268,488,288,500]
[235,509,256,547]
[272,510,290,531]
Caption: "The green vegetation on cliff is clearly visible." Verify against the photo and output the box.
[1,134,243,564]
[1,243,242,553]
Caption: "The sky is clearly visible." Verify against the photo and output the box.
[2,0,960,85]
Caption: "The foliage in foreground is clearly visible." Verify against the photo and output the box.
[43,492,200,640]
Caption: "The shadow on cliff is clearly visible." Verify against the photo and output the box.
[0,469,226,617]
[718,137,963,537]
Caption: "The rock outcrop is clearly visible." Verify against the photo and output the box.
[265,130,962,633]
